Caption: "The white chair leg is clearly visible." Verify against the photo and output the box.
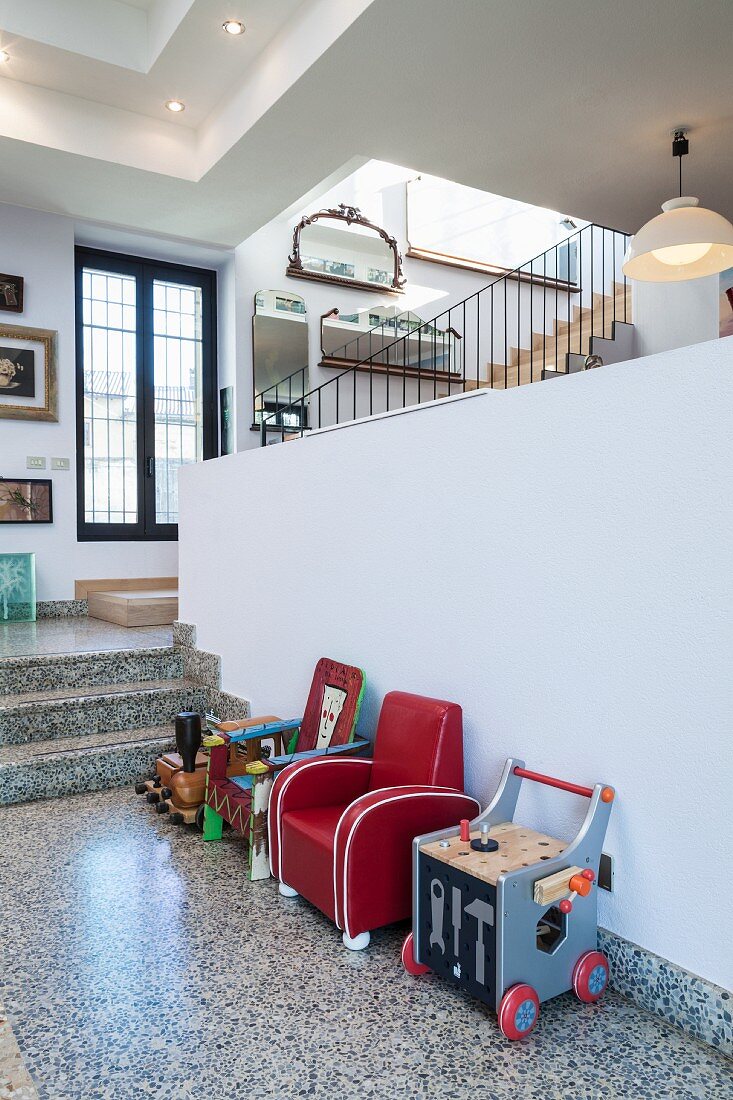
[342,930,370,951]
[278,881,299,898]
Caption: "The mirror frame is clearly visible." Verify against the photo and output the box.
[286,204,406,294]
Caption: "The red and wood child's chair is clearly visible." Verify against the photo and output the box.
[202,658,367,880]
[269,690,480,949]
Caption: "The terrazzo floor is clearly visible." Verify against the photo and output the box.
[0,620,173,658]
[1,789,731,1100]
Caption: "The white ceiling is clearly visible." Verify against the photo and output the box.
[0,0,306,124]
[0,0,730,248]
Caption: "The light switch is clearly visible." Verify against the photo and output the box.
[27,456,46,469]
[50,457,70,470]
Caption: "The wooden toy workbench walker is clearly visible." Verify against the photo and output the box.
[403,757,615,1040]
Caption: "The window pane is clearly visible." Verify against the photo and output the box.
[152,279,203,524]
[81,267,138,524]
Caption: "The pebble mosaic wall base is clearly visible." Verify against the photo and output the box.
[36,599,88,619]
[598,927,731,1056]
[0,1003,38,1100]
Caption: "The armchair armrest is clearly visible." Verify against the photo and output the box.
[268,756,374,880]
[333,786,480,939]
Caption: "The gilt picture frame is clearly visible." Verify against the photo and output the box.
[0,323,58,422]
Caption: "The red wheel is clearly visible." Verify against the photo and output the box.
[498,984,540,1040]
[573,950,610,1003]
[401,932,430,976]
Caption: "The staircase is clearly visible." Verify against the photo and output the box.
[0,645,209,806]
[481,282,633,388]
[258,222,634,442]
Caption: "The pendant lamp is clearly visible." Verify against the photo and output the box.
[623,131,733,282]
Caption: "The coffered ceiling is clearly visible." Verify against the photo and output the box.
[0,0,730,248]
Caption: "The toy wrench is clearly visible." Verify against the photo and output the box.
[429,879,445,952]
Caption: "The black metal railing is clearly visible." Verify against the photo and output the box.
[259,222,631,445]
[253,366,309,431]
[321,307,462,371]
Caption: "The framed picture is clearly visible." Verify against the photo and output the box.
[0,324,58,422]
[0,273,24,313]
[0,478,53,524]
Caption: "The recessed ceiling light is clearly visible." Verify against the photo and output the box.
[222,19,246,35]
[165,99,186,113]
[0,50,10,63]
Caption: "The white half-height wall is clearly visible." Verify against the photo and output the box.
[179,336,732,990]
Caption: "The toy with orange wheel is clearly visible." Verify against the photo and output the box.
[402,757,615,1040]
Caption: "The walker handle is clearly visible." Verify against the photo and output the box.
[513,766,609,801]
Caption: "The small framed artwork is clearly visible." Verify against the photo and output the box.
[0,274,24,313]
[0,324,58,422]
[0,478,53,524]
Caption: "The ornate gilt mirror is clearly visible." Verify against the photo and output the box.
[287,204,405,294]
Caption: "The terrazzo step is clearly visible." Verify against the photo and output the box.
[0,725,176,805]
[0,680,209,746]
[0,646,184,696]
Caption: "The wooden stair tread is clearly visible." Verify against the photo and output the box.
[96,589,179,600]
[88,588,179,627]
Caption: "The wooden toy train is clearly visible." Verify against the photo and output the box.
[402,758,615,1040]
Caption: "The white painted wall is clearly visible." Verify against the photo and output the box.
[179,337,733,988]
[632,275,719,358]
[0,203,233,601]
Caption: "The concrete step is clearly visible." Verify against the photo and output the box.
[0,680,209,746]
[0,724,176,805]
[0,646,183,696]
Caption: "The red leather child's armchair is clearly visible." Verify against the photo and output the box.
[269,691,480,950]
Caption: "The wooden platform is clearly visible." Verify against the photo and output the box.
[75,577,177,599]
[87,589,179,627]
[420,822,567,886]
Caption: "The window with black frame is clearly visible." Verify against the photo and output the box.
[75,248,217,541]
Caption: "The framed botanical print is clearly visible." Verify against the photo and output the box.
[0,323,58,422]
[0,273,24,313]
[0,478,53,523]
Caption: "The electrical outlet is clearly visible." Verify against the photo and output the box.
[598,852,614,892]
[26,456,46,469]
[50,457,70,471]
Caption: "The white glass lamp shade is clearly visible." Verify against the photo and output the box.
[623,197,733,282]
